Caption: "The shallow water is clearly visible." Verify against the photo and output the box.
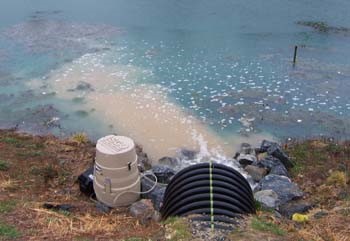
[1,0,350,161]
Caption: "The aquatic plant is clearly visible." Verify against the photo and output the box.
[297,21,350,33]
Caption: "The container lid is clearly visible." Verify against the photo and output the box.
[96,135,135,155]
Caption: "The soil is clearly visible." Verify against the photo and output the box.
[0,130,349,240]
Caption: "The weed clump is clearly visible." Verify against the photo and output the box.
[0,160,10,171]
[71,132,88,144]
[327,171,347,187]
[0,222,20,239]
[163,217,192,241]
[0,200,17,214]
[251,217,285,236]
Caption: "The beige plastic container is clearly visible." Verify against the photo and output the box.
[93,135,140,207]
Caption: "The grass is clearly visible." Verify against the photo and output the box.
[0,177,19,192]
[30,164,58,182]
[0,222,20,239]
[251,217,285,236]
[0,160,10,171]
[326,171,347,187]
[71,133,88,144]
[163,217,192,241]
[16,151,45,158]
[0,200,17,214]
[123,238,146,241]
[0,137,20,145]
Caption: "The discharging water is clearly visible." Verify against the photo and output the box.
[1,0,350,161]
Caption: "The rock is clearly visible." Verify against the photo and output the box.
[96,201,111,213]
[237,154,257,167]
[267,143,294,169]
[279,201,313,218]
[257,155,280,169]
[135,144,152,172]
[257,156,289,177]
[260,140,276,152]
[254,190,279,209]
[240,143,254,155]
[178,148,197,160]
[43,203,75,212]
[141,172,166,210]
[244,165,267,182]
[129,199,155,225]
[152,165,176,184]
[313,211,328,219]
[260,140,294,169]
[158,156,180,167]
[270,163,289,177]
[258,174,303,205]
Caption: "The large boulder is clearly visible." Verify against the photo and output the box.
[254,190,279,209]
[129,199,156,225]
[244,165,267,182]
[178,148,197,160]
[257,174,303,205]
[257,156,289,177]
[158,156,180,167]
[237,154,257,167]
[279,201,313,219]
[151,165,176,184]
[236,143,257,167]
[259,140,294,169]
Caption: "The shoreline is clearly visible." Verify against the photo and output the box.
[0,129,349,240]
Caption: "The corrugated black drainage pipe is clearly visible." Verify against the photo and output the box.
[160,163,255,222]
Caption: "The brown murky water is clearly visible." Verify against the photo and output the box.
[28,53,274,161]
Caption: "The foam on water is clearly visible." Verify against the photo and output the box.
[27,51,274,161]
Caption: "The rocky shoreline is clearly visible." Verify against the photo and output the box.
[0,129,349,240]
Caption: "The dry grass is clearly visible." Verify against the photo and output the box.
[0,174,19,192]
[287,207,350,241]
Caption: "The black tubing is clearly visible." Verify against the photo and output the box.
[164,173,254,202]
[163,167,253,202]
[162,182,254,214]
[183,208,242,218]
[182,207,243,219]
[164,163,251,195]
[161,163,255,222]
[162,193,253,219]
[191,215,240,225]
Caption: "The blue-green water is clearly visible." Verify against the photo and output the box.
[1,0,350,148]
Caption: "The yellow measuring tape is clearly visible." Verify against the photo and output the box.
[209,161,214,231]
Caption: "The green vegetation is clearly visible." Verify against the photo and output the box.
[326,171,347,187]
[123,238,147,241]
[163,217,192,241]
[30,164,58,182]
[0,200,17,214]
[0,136,26,148]
[251,217,285,236]
[71,133,88,144]
[297,21,330,32]
[0,222,20,239]
[16,150,45,158]
[0,160,10,171]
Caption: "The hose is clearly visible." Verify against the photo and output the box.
[112,172,158,205]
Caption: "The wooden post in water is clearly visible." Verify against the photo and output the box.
[293,45,298,65]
